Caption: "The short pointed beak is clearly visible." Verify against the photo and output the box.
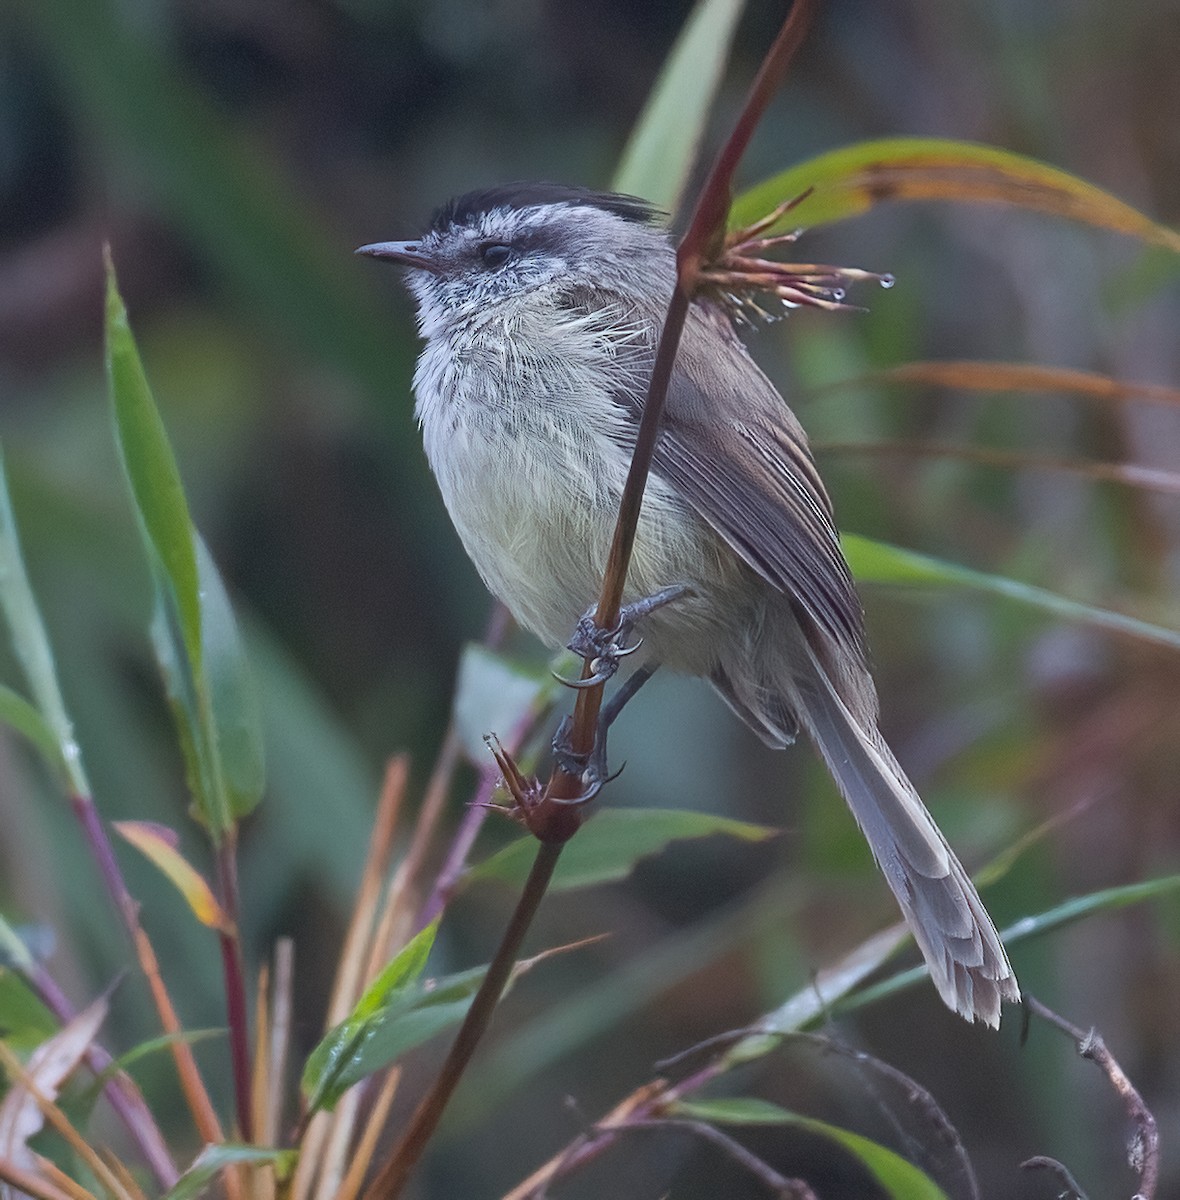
[355,240,440,273]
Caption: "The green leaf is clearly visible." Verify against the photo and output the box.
[0,970,57,1051]
[0,918,36,974]
[672,1100,951,1199]
[0,683,66,782]
[353,920,439,1020]
[151,580,211,821]
[304,967,485,1111]
[452,644,549,763]
[613,0,746,213]
[107,258,264,835]
[105,252,201,672]
[0,441,88,797]
[165,1144,297,1200]
[843,534,1180,653]
[842,872,1180,1016]
[469,807,779,892]
[672,1096,799,1125]
[300,929,586,1114]
[301,920,439,1113]
[731,137,1180,254]
[195,537,264,818]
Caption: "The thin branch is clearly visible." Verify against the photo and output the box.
[1024,994,1159,1199]
[336,756,411,1022]
[548,0,817,805]
[67,794,228,1151]
[361,840,565,1200]
[1020,1156,1089,1199]
[620,1118,818,1199]
[336,1067,402,1200]
[0,1156,80,1200]
[500,1083,668,1200]
[216,833,253,1142]
[817,439,1180,495]
[266,938,294,1148]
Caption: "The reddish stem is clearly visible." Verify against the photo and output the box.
[216,834,253,1142]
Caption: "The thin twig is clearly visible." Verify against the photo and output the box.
[69,794,227,1151]
[547,0,816,804]
[292,759,407,1199]
[1020,1155,1089,1199]
[336,1067,402,1200]
[361,840,565,1199]
[500,1083,667,1200]
[1024,994,1159,1199]
[0,1156,79,1200]
[216,832,253,1142]
[267,938,295,1148]
[620,1118,818,1199]
[337,756,411,1021]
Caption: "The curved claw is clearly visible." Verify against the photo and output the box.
[551,668,611,690]
[549,775,604,806]
[612,635,644,659]
[602,759,627,785]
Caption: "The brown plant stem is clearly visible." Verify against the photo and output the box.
[1023,994,1159,1199]
[216,832,253,1143]
[0,1156,76,1200]
[817,439,1180,495]
[548,0,816,800]
[70,793,226,1148]
[361,840,564,1200]
[619,1119,818,1199]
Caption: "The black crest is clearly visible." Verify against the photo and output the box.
[429,183,661,234]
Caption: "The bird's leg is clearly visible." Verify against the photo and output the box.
[562,583,693,688]
[551,663,658,800]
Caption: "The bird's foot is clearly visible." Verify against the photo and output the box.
[548,664,657,803]
[562,584,693,687]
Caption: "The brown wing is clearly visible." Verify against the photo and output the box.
[621,302,867,671]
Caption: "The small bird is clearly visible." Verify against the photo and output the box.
[358,182,1018,1025]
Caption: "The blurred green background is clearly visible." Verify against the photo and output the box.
[2,0,1180,1196]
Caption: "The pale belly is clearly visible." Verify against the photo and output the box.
[421,391,747,675]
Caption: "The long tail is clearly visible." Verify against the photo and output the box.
[716,628,1019,1025]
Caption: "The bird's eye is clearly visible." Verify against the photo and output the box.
[479,242,513,268]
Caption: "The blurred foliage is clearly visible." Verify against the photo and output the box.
[1,1,1180,1197]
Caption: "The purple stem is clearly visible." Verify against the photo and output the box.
[70,794,140,930]
[215,837,253,1143]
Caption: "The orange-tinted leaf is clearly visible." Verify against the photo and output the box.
[733,137,1180,254]
[113,821,232,933]
[821,439,1180,496]
[846,360,1180,408]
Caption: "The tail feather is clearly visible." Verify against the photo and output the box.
[780,634,1019,1026]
